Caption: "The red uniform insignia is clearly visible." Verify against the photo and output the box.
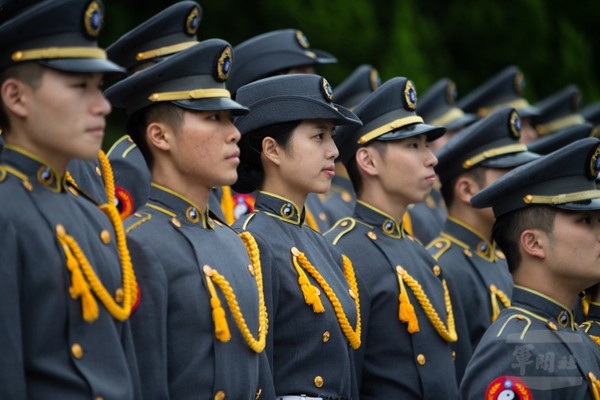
[486,376,532,399]
[115,186,134,219]
[233,193,256,220]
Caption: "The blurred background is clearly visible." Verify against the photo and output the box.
[102,0,600,145]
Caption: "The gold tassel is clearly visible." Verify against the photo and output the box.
[397,268,419,333]
[292,254,324,313]
[402,211,413,236]
[583,294,591,317]
[204,266,231,342]
[220,185,235,225]
[59,240,99,322]
[491,290,500,322]
[304,208,320,232]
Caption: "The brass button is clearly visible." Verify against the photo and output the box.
[490,284,497,292]
[115,288,124,303]
[248,264,255,276]
[71,343,83,359]
[22,179,33,191]
[452,351,456,360]
[100,229,111,244]
[342,192,352,202]
[171,217,181,228]
[67,186,79,196]
[396,265,405,275]
[319,212,327,221]
[516,315,525,320]
[348,289,356,299]
[340,220,349,227]
[95,166,102,177]
[432,265,441,276]
[435,242,443,248]
[463,249,472,257]
[214,390,226,400]
[56,224,66,236]
[95,397,104,400]
[291,247,300,256]
[134,212,142,217]
[322,331,330,343]
[547,321,557,331]
[314,375,324,388]
[367,231,377,240]
[203,265,213,276]
[416,354,426,365]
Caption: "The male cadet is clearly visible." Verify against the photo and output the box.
[0,0,141,398]
[325,77,460,399]
[459,137,600,399]
[427,107,540,381]
[227,28,337,230]
[406,78,478,244]
[320,64,381,225]
[458,65,540,143]
[104,1,202,219]
[529,84,586,143]
[105,39,274,399]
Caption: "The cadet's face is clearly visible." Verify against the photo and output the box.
[546,210,600,286]
[171,110,240,187]
[518,118,538,144]
[277,119,338,198]
[376,134,438,206]
[25,69,110,171]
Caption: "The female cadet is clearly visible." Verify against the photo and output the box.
[232,74,362,400]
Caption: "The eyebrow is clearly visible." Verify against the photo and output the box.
[312,123,335,131]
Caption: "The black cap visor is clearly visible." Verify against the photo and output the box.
[174,97,249,116]
[40,58,125,75]
[377,122,446,142]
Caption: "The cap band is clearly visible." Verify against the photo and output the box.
[523,189,600,205]
[148,88,231,102]
[430,107,465,127]
[135,41,197,61]
[357,115,423,144]
[462,143,528,169]
[536,114,585,136]
[478,98,530,117]
[12,47,107,62]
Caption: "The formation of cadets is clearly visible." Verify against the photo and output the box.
[4,0,600,399]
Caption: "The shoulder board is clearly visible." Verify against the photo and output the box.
[426,237,451,260]
[0,165,7,184]
[239,211,258,231]
[324,217,357,245]
[106,135,137,158]
[495,312,533,341]
[124,211,152,233]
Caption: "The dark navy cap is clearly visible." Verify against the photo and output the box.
[527,123,595,155]
[457,66,539,118]
[234,74,361,135]
[335,76,446,167]
[333,64,380,110]
[0,0,40,23]
[436,107,539,185]
[532,84,585,137]
[471,137,600,217]
[582,101,600,127]
[106,1,201,72]
[0,0,124,74]
[228,29,337,96]
[105,39,248,117]
[418,78,478,131]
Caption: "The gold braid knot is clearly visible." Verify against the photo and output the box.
[202,232,268,353]
[397,267,457,342]
[490,284,511,322]
[292,248,361,349]
[221,185,235,225]
[57,151,137,322]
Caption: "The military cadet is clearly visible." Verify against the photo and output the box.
[232,74,362,400]
[528,123,595,155]
[458,65,540,143]
[325,77,460,399]
[530,84,586,142]
[582,101,600,129]
[105,39,276,399]
[320,64,381,225]
[229,28,338,231]
[427,107,539,381]
[103,1,202,219]
[460,137,600,399]
[0,0,142,398]
[405,78,478,245]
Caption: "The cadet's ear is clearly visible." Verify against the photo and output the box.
[261,136,281,166]
[519,228,547,260]
[355,147,379,177]
[1,78,30,119]
[454,175,481,205]
[146,121,172,152]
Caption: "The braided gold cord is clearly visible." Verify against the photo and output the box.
[65,171,78,188]
[400,271,457,342]
[204,232,268,352]
[490,285,511,322]
[98,150,115,205]
[294,249,361,349]
[221,185,235,225]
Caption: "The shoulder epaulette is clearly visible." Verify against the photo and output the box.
[325,217,357,245]
[0,165,7,184]
[125,212,152,233]
[495,312,533,341]
[426,237,452,260]
[239,211,259,231]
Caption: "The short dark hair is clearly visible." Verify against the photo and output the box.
[127,103,185,170]
[233,120,300,193]
[0,62,44,133]
[346,140,388,196]
[441,167,486,208]
[492,205,557,273]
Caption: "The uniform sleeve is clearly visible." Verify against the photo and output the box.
[0,216,26,398]
[127,236,170,400]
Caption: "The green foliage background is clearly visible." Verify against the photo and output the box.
[102,0,600,146]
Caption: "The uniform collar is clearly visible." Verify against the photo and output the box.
[443,216,497,260]
[147,183,213,229]
[354,200,404,238]
[254,191,306,225]
[512,286,576,330]
[1,145,65,192]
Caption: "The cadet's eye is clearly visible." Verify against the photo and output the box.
[581,216,592,225]
[207,113,220,121]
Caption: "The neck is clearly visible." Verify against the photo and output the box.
[261,179,307,210]
[448,204,493,240]
[5,136,69,173]
[358,182,407,222]
[513,263,581,310]
[151,164,211,212]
